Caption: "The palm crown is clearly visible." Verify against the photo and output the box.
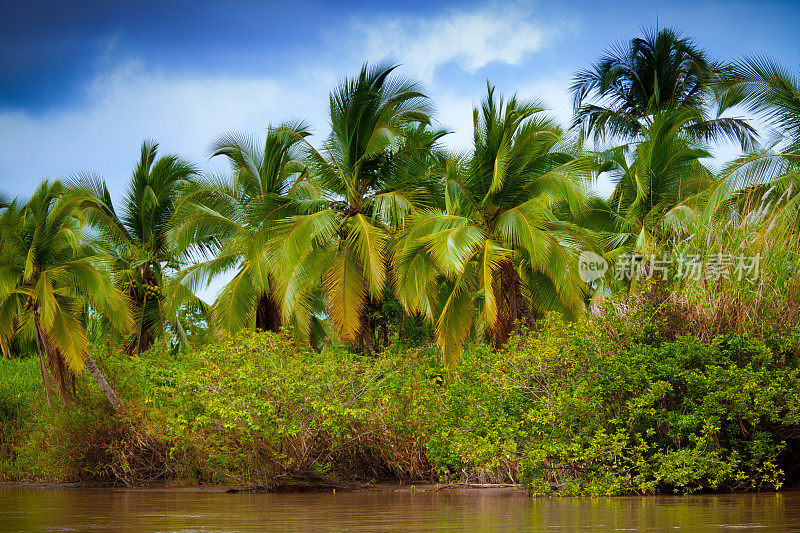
[571,26,754,149]
[0,181,131,405]
[395,85,594,365]
[602,109,716,252]
[72,141,198,355]
[173,122,317,339]
[271,62,437,350]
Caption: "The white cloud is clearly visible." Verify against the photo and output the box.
[431,92,476,152]
[0,1,576,299]
[0,58,581,204]
[353,1,560,82]
[0,60,333,200]
[0,62,334,302]
[1,1,571,200]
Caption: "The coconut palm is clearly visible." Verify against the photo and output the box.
[717,56,800,153]
[0,181,131,410]
[270,62,436,352]
[649,58,800,250]
[600,109,717,252]
[71,141,198,355]
[571,26,755,148]
[395,85,595,365]
[171,122,323,340]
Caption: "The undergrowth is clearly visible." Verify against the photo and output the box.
[1,305,799,495]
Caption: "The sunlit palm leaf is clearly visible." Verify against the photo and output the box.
[324,244,368,341]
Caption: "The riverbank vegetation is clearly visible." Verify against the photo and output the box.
[2,310,799,494]
[1,27,799,494]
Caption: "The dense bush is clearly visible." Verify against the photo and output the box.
[1,311,799,494]
[0,332,443,486]
[0,357,129,483]
[428,314,800,494]
[111,332,440,486]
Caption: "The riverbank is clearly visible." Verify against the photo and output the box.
[2,307,799,495]
[1,481,526,494]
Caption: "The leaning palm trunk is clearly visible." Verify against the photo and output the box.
[85,354,126,414]
[34,311,125,412]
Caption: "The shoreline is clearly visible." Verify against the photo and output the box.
[0,481,525,494]
[3,481,798,497]
[3,324,798,497]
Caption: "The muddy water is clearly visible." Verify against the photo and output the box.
[1,487,798,532]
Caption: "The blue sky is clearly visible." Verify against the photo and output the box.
[2,0,799,202]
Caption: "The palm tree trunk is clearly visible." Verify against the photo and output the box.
[492,261,533,350]
[126,265,159,356]
[34,312,71,403]
[32,319,53,408]
[359,312,375,355]
[85,354,126,414]
[49,348,70,402]
[125,296,156,356]
[255,286,282,333]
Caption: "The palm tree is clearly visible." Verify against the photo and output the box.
[271,62,437,352]
[395,85,595,365]
[717,56,800,153]
[710,57,800,226]
[601,108,717,251]
[71,141,198,356]
[0,181,131,410]
[571,26,754,148]
[171,122,321,340]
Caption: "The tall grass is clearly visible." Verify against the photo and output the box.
[605,185,800,342]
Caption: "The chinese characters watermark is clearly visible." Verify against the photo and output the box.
[578,251,761,283]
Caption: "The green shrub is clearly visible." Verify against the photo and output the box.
[0,356,128,483]
[107,331,442,486]
[1,316,798,494]
[425,315,800,494]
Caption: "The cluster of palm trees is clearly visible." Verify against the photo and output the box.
[1,28,798,409]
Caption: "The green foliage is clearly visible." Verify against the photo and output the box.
[0,181,133,406]
[395,84,595,365]
[421,314,800,495]
[102,331,441,485]
[2,317,798,494]
[70,141,199,356]
[2,32,800,497]
[172,123,314,341]
[571,26,755,147]
[0,358,42,479]
[270,62,440,349]
[0,355,127,482]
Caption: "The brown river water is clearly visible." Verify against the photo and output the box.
[1,487,799,532]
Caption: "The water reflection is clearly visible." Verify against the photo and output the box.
[0,487,797,532]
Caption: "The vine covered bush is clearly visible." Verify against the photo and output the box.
[428,313,800,494]
[2,310,799,494]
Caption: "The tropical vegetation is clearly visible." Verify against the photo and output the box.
[1,27,799,493]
